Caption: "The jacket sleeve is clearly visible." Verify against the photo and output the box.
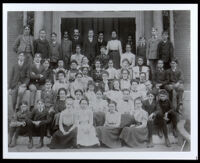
[13,35,21,53]
[8,66,15,89]
[39,111,53,125]
[23,65,30,86]
[157,42,161,59]
[33,40,37,55]
[29,65,40,79]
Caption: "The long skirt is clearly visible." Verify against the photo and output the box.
[51,113,61,132]
[108,51,120,69]
[77,123,99,146]
[93,111,105,127]
[48,125,77,149]
[96,126,122,148]
[120,126,148,147]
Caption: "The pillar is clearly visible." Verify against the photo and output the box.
[44,12,53,41]
[153,11,163,38]
[23,11,27,26]
[169,11,175,46]
[34,11,44,39]
[136,11,145,44]
[144,11,153,40]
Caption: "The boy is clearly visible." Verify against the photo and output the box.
[153,89,178,147]
[52,70,70,95]
[66,60,79,83]
[121,44,136,68]
[97,31,107,56]
[96,45,110,69]
[8,101,31,148]
[70,44,84,67]
[106,59,118,81]
[130,79,143,101]
[8,52,30,111]
[136,37,147,65]
[26,99,52,149]
[165,58,184,112]
[49,32,62,69]
[152,59,169,90]
[53,59,67,83]
[91,59,103,84]
[157,31,174,70]
[33,29,50,59]
[29,53,46,110]
[98,71,112,92]
[132,57,150,81]
[72,29,82,53]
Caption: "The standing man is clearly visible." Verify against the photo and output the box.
[33,29,50,60]
[146,27,161,75]
[72,29,82,54]
[61,31,72,69]
[83,29,98,66]
[97,31,107,56]
[8,52,30,111]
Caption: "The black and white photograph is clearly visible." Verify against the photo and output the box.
[3,3,198,160]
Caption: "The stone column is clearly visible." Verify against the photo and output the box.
[136,11,145,44]
[144,11,153,40]
[153,11,163,38]
[34,11,44,39]
[169,11,175,46]
[23,11,27,26]
[44,12,53,41]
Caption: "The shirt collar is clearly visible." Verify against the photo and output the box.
[18,60,24,66]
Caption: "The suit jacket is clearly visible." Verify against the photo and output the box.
[97,40,107,55]
[166,68,184,84]
[33,39,50,59]
[142,99,157,115]
[152,69,169,86]
[9,62,30,89]
[61,39,72,60]
[83,38,98,62]
[49,42,62,63]
[98,81,112,92]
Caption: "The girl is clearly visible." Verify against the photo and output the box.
[106,30,122,69]
[47,97,77,149]
[85,81,96,106]
[76,98,100,148]
[120,68,131,90]
[106,59,118,82]
[53,59,67,83]
[80,65,93,91]
[73,89,83,110]
[120,97,148,147]
[66,60,79,83]
[96,100,122,148]
[42,59,54,85]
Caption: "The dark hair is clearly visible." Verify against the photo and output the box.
[66,96,75,100]
[57,70,66,77]
[102,70,109,76]
[58,59,64,63]
[58,88,67,97]
[39,29,46,33]
[75,89,83,95]
[108,100,117,107]
[134,97,142,105]
[121,68,130,75]
[17,51,25,55]
[121,58,130,64]
[71,60,78,65]
[45,79,52,84]
[43,58,50,63]
[95,88,103,94]
[171,58,178,64]
[130,79,139,85]
[162,31,169,35]
[147,90,155,97]
[87,80,96,90]
[95,59,101,64]
[51,32,57,36]
[20,101,28,106]
[23,25,31,30]
[122,88,130,93]
[111,29,117,34]
[75,44,81,49]
[79,97,89,105]
[75,72,83,78]
[98,31,104,35]
[157,59,164,64]
[34,53,41,58]
[100,45,106,49]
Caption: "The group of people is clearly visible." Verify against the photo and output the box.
[8,24,185,150]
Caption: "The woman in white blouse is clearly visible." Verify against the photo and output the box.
[106,30,122,69]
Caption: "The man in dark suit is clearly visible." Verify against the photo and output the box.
[71,29,82,54]
[97,31,107,56]
[83,29,98,66]
[8,52,30,111]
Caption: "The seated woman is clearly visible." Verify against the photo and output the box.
[85,80,96,106]
[51,88,67,132]
[47,97,77,149]
[73,89,83,110]
[96,100,122,148]
[120,97,148,147]
[76,98,100,148]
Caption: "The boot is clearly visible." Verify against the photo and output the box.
[157,130,163,138]
[27,138,33,149]
[36,138,44,149]
[165,138,171,147]
[8,136,17,148]
[173,128,178,138]
[146,137,154,148]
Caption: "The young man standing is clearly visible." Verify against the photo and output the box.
[72,29,82,54]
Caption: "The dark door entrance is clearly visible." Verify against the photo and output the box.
[61,18,136,53]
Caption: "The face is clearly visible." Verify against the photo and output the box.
[140,73,146,82]
[82,57,88,64]
[111,31,117,38]
[100,47,106,54]
[108,103,116,113]
[58,60,64,68]
[37,101,44,110]
[51,34,57,42]
[82,68,88,75]
[138,58,144,66]
[71,63,77,69]
[24,27,30,35]
[102,73,108,81]
[76,74,82,81]
[58,73,65,82]
[122,61,129,69]
[59,90,66,100]
[170,61,177,69]
[45,82,52,90]
[123,90,130,101]
[88,30,94,37]
[98,33,104,39]
[80,100,88,109]
[157,60,164,68]
[74,29,79,36]
[66,99,73,109]
[122,70,129,79]
[126,45,131,52]
[18,53,25,61]
[135,99,142,109]
[151,28,157,36]
[88,84,95,91]
[128,35,132,42]
[108,60,113,68]
[76,46,81,54]
[162,33,168,41]
[43,60,50,69]
[148,93,155,101]
[159,94,167,101]
[113,81,120,90]
[131,82,138,91]
[75,91,82,100]
[21,104,28,112]
[39,30,46,40]
[95,61,101,68]
[34,54,41,63]
[96,91,103,99]
[145,81,152,90]
[64,31,69,38]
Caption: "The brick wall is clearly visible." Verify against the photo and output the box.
[174,11,190,88]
